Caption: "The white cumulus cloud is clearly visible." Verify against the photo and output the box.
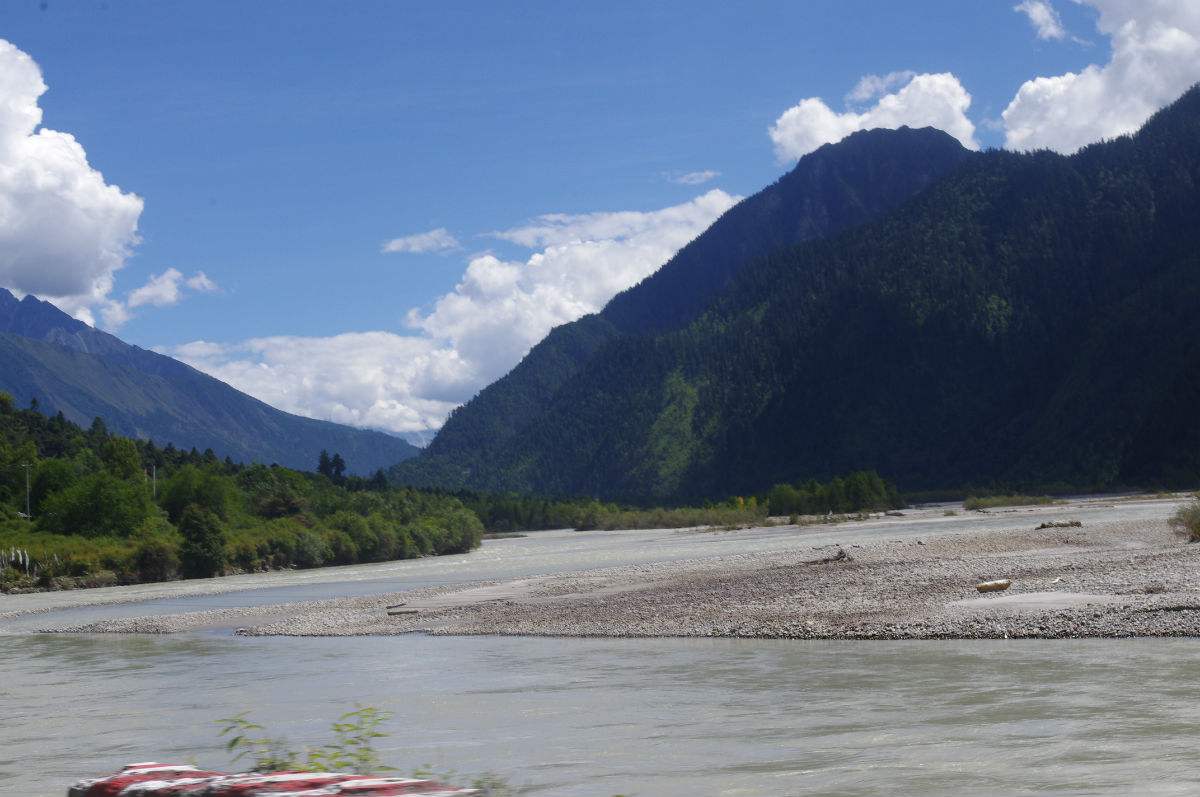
[415,189,738,384]
[381,227,460,254]
[1003,0,1200,152]
[1015,0,1068,40]
[171,333,472,437]
[172,191,739,435]
[117,267,220,324]
[0,39,144,322]
[127,268,185,308]
[769,72,979,161]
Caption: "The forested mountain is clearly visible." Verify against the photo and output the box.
[396,126,972,491]
[396,84,1200,501]
[0,290,418,474]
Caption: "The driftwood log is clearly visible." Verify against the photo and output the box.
[803,548,852,565]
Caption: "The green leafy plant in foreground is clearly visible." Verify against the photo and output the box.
[307,706,394,774]
[215,706,528,794]
[218,706,393,775]
[216,712,300,773]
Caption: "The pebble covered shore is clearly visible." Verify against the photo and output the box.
[43,502,1200,641]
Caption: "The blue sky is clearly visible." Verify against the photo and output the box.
[0,1,1196,438]
[2,0,1102,341]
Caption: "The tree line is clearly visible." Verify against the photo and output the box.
[0,393,482,590]
[449,469,901,532]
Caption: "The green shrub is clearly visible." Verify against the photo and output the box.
[38,472,153,537]
[31,459,78,515]
[431,507,484,554]
[1169,500,1200,542]
[238,465,308,518]
[291,526,330,568]
[766,470,902,516]
[179,505,228,578]
[964,494,1057,511]
[323,529,359,565]
[219,706,394,775]
[161,465,237,523]
[134,535,180,582]
[327,512,376,560]
[101,437,143,479]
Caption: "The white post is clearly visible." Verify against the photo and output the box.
[21,463,31,519]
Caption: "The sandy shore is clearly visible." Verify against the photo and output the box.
[38,498,1200,640]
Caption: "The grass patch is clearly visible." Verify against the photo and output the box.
[1169,500,1200,543]
[581,505,767,531]
[963,494,1058,511]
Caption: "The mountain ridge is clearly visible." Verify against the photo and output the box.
[394,84,1200,500]
[401,126,974,490]
[0,289,418,474]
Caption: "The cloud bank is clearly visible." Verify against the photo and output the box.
[0,39,144,324]
[770,2,1200,160]
[173,190,740,435]
[769,72,980,161]
[1003,0,1200,152]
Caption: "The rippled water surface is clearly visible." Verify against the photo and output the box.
[2,500,1197,796]
[4,634,1200,796]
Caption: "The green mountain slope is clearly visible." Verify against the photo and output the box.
[399,126,972,490]
[398,84,1200,500]
[0,292,418,474]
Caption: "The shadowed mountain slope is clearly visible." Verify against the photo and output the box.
[0,291,418,474]
[397,85,1200,500]
[398,126,973,491]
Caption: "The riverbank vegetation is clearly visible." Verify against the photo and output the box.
[1,390,909,589]
[454,470,901,532]
[1169,498,1200,542]
[0,393,482,591]
[963,494,1058,511]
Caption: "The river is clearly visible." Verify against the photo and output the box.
[3,500,1197,796]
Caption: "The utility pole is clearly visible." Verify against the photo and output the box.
[20,463,31,519]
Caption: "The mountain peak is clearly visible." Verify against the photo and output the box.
[600,122,973,334]
[401,84,1200,500]
[404,116,978,487]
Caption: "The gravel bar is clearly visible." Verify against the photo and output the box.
[40,504,1200,640]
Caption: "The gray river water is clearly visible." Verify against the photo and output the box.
[2,501,1197,796]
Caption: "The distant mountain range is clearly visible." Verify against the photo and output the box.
[394,85,1200,500]
[0,289,418,474]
